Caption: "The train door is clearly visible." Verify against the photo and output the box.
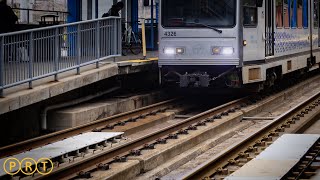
[242,0,265,63]
[265,0,274,57]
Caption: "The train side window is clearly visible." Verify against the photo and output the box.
[284,0,290,27]
[243,0,257,27]
[315,0,319,28]
[302,0,308,28]
[291,0,297,28]
[276,0,283,27]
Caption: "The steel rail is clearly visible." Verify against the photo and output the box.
[0,98,179,158]
[35,98,249,180]
[182,91,320,180]
[283,138,320,179]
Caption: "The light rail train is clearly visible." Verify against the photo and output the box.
[158,0,320,90]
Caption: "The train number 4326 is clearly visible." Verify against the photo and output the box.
[164,32,177,37]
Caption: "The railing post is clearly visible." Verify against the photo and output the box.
[118,19,122,56]
[77,24,81,75]
[0,36,4,97]
[113,18,117,62]
[54,27,59,81]
[27,9,30,24]
[28,32,34,89]
[96,20,100,68]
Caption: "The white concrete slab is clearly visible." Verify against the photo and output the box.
[0,132,123,176]
[225,134,320,180]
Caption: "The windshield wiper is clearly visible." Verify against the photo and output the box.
[185,22,223,34]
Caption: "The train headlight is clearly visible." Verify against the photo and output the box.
[221,47,234,55]
[164,48,175,55]
[212,47,234,55]
[164,47,185,55]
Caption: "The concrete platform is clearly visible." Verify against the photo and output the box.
[0,52,158,116]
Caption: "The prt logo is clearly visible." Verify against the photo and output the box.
[3,157,53,176]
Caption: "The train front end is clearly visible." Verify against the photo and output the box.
[159,0,241,88]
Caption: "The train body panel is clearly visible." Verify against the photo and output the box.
[159,0,320,88]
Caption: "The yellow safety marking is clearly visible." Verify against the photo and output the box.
[122,57,158,63]
[141,20,147,58]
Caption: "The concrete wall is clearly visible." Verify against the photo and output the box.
[138,0,156,19]
[80,0,156,22]
[81,0,119,20]
[9,0,68,23]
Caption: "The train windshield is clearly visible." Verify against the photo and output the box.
[162,0,236,28]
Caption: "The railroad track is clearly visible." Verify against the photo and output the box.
[36,97,252,180]
[37,75,320,179]
[2,75,320,180]
[283,138,320,180]
[0,98,180,158]
[0,95,244,179]
[182,90,320,180]
[0,93,248,180]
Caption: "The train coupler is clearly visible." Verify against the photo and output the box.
[180,72,210,88]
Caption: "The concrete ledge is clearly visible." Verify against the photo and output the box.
[138,122,253,179]
[47,91,166,131]
[117,58,158,67]
[132,112,244,172]
[0,63,119,115]
[117,60,158,75]
[91,160,141,180]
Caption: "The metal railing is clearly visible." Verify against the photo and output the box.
[0,17,122,97]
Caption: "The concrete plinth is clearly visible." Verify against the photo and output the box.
[47,91,165,131]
